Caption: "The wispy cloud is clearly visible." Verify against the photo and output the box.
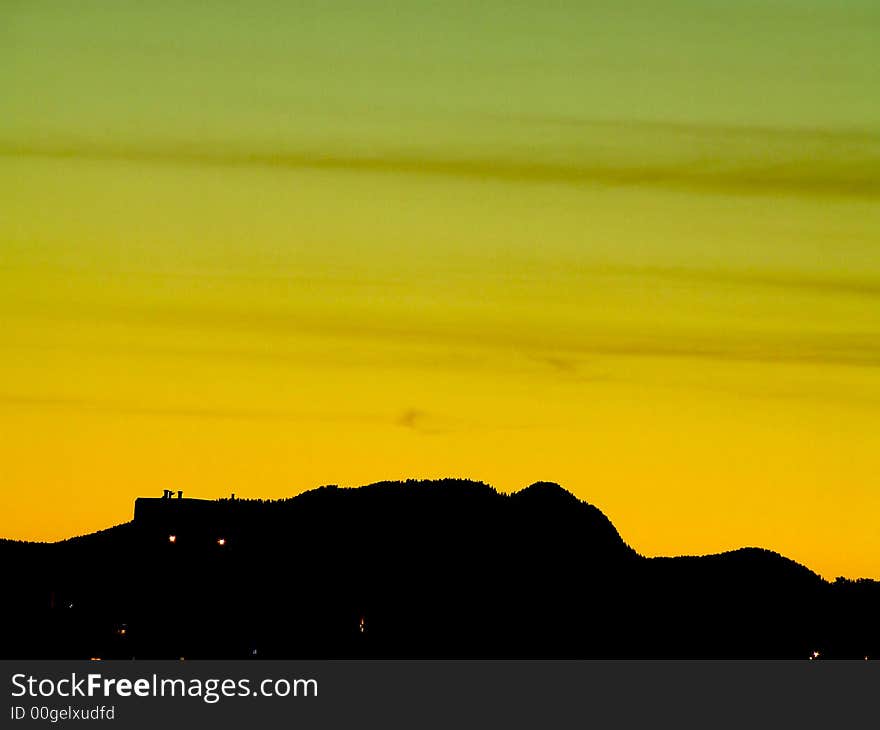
[1,122,877,198]
[395,408,448,434]
[585,265,880,299]
[8,295,880,371]
[0,393,381,424]
[397,408,427,430]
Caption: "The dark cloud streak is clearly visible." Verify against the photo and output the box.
[8,299,880,370]
[585,265,880,299]
[0,393,381,424]
[1,132,878,199]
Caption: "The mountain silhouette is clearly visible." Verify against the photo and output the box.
[1,479,876,659]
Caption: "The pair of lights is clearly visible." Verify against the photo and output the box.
[167,535,227,546]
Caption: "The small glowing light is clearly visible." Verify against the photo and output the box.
[217,538,226,546]
[359,617,366,634]
[811,651,820,659]
[90,657,101,661]
[168,535,176,543]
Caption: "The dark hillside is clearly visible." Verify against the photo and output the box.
[0,480,876,659]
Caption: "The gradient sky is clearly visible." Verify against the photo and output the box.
[2,0,879,579]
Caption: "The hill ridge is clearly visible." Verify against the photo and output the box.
[1,479,877,659]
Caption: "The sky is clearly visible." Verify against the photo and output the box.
[1,0,879,579]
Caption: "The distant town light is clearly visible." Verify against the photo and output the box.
[217,538,226,546]
[168,535,176,543]
[359,617,366,634]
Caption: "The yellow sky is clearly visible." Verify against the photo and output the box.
[2,1,879,579]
